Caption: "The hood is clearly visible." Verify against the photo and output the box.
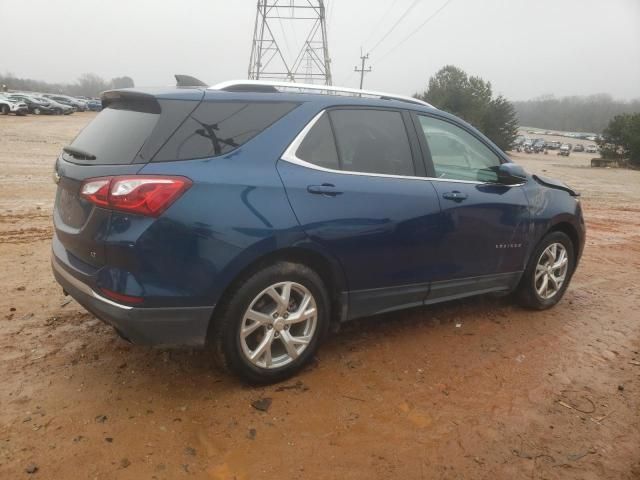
[532,174,580,197]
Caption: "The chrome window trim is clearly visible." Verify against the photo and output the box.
[280,110,524,187]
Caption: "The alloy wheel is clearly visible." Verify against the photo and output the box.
[240,281,317,369]
[534,242,569,299]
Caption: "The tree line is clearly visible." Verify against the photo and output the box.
[415,65,519,151]
[0,73,134,97]
[513,94,640,134]
[415,66,639,164]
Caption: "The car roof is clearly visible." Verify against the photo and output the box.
[102,86,439,115]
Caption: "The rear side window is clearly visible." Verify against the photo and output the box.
[68,101,159,165]
[154,101,298,162]
[329,109,414,176]
[295,114,339,170]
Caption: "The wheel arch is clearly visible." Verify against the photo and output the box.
[548,220,581,265]
[206,244,348,344]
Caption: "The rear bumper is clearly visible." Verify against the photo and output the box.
[51,254,213,347]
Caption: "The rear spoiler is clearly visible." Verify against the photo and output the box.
[100,90,161,113]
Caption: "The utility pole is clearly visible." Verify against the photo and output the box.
[248,0,332,85]
[354,50,372,89]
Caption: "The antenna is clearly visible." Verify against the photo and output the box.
[248,1,332,85]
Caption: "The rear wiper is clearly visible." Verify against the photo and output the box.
[63,146,96,160]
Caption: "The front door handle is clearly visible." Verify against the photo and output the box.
[442,191,468,202]
[307,184,343,196]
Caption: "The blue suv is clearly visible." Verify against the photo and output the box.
[52,80,585,383]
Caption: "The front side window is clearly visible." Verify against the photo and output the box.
[329,109,414,176]
[417,115,501,182]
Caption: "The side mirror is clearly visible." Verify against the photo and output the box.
[495,163,527,185]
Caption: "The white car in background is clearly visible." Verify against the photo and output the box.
[0,94,28,115]
[586,144,598,154]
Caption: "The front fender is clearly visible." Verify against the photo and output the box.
[523,181,585,264]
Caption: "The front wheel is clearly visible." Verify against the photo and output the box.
[33,108,41,115]
[516,231,575,309]
[212,262,330,384]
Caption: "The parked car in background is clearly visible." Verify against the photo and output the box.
[44,94,86,112]
[7,93,56,115]
[32,95,75,115]
[0,94,29,115]
[573,144,585,152]
[51,80,586,383]
[558,144,571,156]
[85,99,102,111]
[546,141,561,150]
[586,144,598,154]
[40,97,78,115]
[532,139,546,153]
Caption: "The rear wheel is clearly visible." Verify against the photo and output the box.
[212,262,330,384]
[517,231,575,309]
[0,105,8,115]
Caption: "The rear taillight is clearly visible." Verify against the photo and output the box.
[80,176,192,217]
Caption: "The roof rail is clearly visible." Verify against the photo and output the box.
[209,80,433,108]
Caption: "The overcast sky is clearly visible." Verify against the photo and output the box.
[1,0,639,100]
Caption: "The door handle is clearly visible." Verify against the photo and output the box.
[442,191,468,202]
[307,184,343,196]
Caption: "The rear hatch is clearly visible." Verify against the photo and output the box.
[53,89,203,268]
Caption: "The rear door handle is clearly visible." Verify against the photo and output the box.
[307,184,343,196]
[442,191,468,202]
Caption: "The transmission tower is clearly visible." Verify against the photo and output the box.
[248,0,332,85]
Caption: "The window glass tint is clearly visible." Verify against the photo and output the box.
[418,115,501,182]
[295,113,339,170]
[68,102,159,165]
[154,101,297,162]
[329,109,414,176]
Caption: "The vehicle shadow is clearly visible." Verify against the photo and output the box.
[103,292,519,395]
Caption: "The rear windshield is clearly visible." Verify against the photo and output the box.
[152,101,298,162]
[66,99,297,165]
[67,101,160,165]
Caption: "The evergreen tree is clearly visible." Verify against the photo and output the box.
[416,65,519,151]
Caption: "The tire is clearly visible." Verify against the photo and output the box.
[33,108,41,115]
[0,105,8,115]
[212,261,330,384]
[516,231,575,310]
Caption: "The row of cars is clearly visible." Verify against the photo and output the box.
[0,92,102,116]
[513,136,598,156]
[525,129,599,143]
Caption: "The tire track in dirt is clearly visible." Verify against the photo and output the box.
[0,226,52,244]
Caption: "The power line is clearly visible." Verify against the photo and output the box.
[373,0,455,66]
[367,0,422,54]
[362,0,399,48]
